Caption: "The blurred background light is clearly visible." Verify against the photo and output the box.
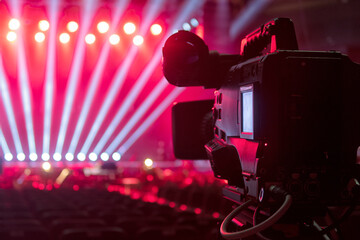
[42,162,51,172]
[182,22,191,31]
[144,158,154,168]
[190,18,199,27]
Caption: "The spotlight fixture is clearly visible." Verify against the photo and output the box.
[35,32,46,43]
[29,153,38,161]
[112,152,121,161]
[6,32,17,42]
[85,34,96,44]
[53,153,62,161]
[41,153,50,161]
[123,22,136,35]
[109,34,120,45]
[133,35,144,46]
[17,153,26,161]
[39,20,50,31]
[65,153,74,161]
[4,153,13,161]
[150,24,162,35]
[100,152,109,161]
[59,33,70,44]
[97,21,109,33]
[89,152,97,161]
[77,152,86,161]
[8,18,20,30]
[67,21,79,32]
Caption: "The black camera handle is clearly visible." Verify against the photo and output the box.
[240,18,298,60]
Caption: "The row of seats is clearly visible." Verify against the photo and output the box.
[0,188,224,240]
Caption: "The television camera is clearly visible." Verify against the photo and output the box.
[163,18,360,239]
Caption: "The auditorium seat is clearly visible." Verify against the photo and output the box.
[114,216,168,235]
[59,226,129,240]
[135,225,200,240]
[0,226,51,240]
[50,218,107,236]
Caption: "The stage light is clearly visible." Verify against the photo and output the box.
[35,32,46,43]
[80,47,139,155]
[100,152,109,161]
[109,34,120,45]
[42,162,51,172]
[97,21,109,33]
[4,153,13,161]
[104,78,168,154]
[42,153,50,161]
[53,153,61,161]
[67,21,79,32]
[65,0,130,156]
[59,33,70,43]
[29,153,38,161]
[55,4,97,157]
[195,208,202,214]
[144,158,153,168]
[17,153,25,161]
[0,63,23,155]
[133,35,144,46]
[81,0,200,156]
[77,152,86,161]
[65,153,74,161]
[190,18,199,27]
[17,29,37,162]
[85,33,96,44]
[7,31,17,42]
[39,20,50,31]
[112,152,121,161]
[119,88,184,155]
[89,152,97,161]
[123,22,136,34]
[8,18,20,30]
[182,22,191,31]
[150,24,162,35]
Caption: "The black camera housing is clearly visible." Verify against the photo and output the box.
[164,18,360,209]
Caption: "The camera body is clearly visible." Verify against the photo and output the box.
[210,49,360,207]
[164,18,360,211]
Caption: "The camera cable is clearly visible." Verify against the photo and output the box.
[220,185,293,239]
